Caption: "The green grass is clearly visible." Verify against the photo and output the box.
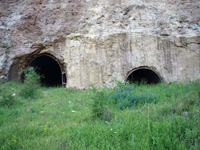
[0,81,200,150]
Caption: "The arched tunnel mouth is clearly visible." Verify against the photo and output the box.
[127,68,161,85]
[28,54,63,87]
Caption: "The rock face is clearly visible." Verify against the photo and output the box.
[0,0,200,88]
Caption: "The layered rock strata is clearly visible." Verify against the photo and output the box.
[0,0,199,88]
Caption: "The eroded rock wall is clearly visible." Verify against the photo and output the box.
[0,0,200,88]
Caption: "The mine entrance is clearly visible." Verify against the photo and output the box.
[28,54,63,86]
[127,67,161,84]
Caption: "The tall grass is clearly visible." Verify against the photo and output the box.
[0,80,199,149]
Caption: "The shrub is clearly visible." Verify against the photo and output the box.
[194,80,200,99]
[91,87,113,121]
[178,81,200,113]
[108,80,158,110]
[0,94,15,108]
[19,67,40,98]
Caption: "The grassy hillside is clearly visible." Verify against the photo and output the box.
[0,80,200,150]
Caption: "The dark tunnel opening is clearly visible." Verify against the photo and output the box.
[127,68,161,85]
[29,55,62,86]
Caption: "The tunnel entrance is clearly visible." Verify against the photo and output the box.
[28,54,63,86]
[127,67,161,84]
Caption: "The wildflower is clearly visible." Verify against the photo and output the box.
[110,129,113,131]
[44,125,48,132]
[124,88,128,93]
[114,132,117,134]
[72,110,76,113]
[12,93,16,97]
[7,139,11,144]
[69,101,71,104]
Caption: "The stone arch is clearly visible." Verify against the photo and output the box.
[126,67,162,84]
[27,53,66,86]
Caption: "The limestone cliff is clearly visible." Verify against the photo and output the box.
[0,0,200,88]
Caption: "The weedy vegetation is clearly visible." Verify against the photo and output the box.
[0,70,199,149]
[1,43,10,49]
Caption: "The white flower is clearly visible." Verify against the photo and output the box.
[12,93,16,97]
[69,101,71,104]
[110,129,113,131]
[72,110,76,113]
[114,132,117,134]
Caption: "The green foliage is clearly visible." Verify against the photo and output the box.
[0,82,17,108]
[0,80,199,149]
[0,93,15,108]
[0,75,8,83]
[91,86,114,121]
[91,80,158,122]
[19,67,40,98]
[1,43,10,49]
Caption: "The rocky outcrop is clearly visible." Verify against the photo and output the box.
[0,0,200,88]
